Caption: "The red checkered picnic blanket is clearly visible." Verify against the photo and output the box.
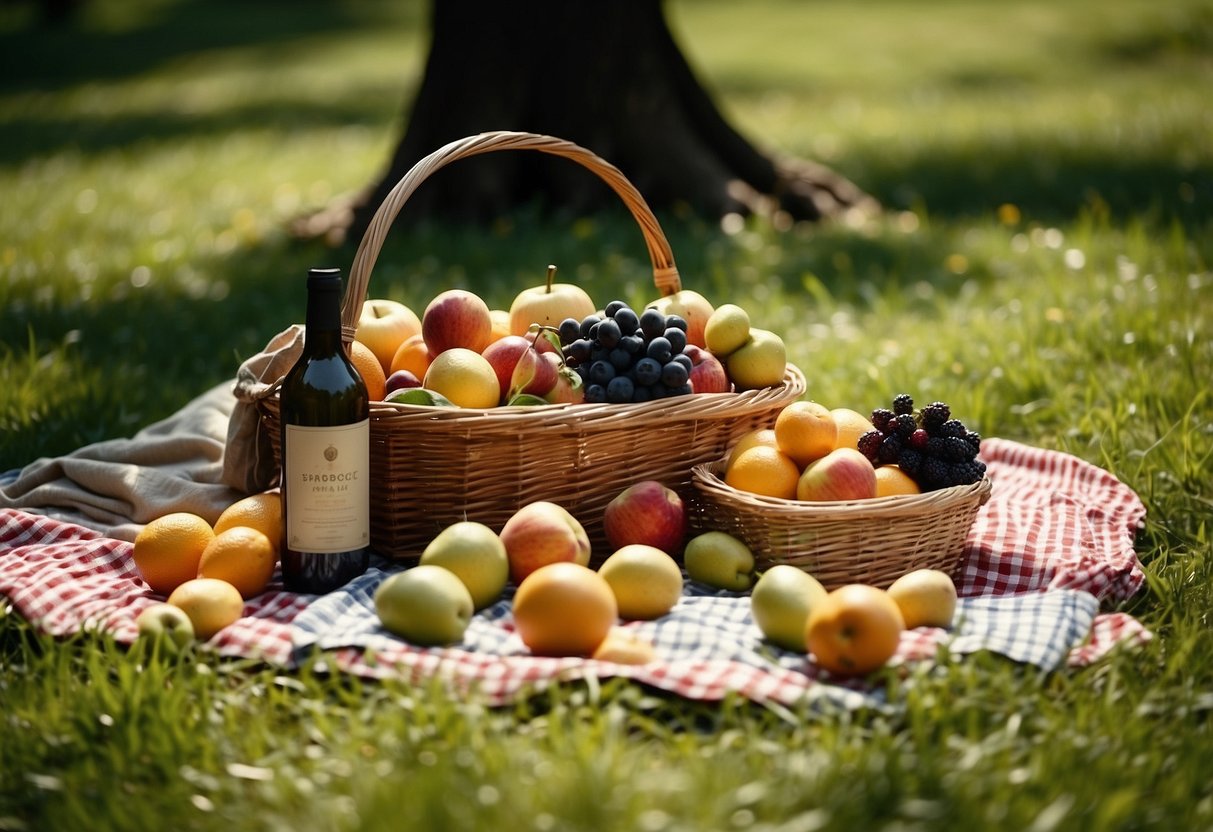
[0,438,1149,707]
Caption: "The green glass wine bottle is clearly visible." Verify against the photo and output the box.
[279,268,371,593]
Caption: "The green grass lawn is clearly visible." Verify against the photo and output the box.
[2,0,1212,829]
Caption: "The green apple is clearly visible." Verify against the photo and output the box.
[703,303,751,358]
[135,602,195,652]
[598,544,684,621]
[683,531,755,591]
[419,521,509,610]
[750,565,828,652]
[887,568,958,629]
[725,328,787,391]
[374,565,474,646]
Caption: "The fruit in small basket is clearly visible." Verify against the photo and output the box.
[348,340,387,401]
[196,526,277,599]
[750,565,829,652]
[542,353,586,404]
[500,501,592,584]
[356,299,422,374]
[603,480,687,555]
[829,407,876,451]
[509,265,596,337]
[385,369,423,395]
[646,289,715,348]
[598,544,683,621]
[512,562,617,657]
[725,328,787,391]
[683,344,731,394]
[724,428,779,470]
[874,465,921,497]
[795,448,877,502]
[374,565,474,646]
[419,521,510,610]
[592,628,657,665]
[390,333,432,380]
[135,602,195,651]
[775,401,837,467]
[806,584,905,676]
[726,445,801,500]
[887,568,958,629]
[167,577,245,641]
[482,335,559,403]
[423,289,494,355]
[132,512,216,595]
[703,303,751,358]
[422,348,501,408]
[856,394,986,491]
[684,531,755,591]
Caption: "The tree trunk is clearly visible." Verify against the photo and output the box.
[302,0,877,242]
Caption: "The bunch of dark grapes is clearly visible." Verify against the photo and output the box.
[856,394,986,491]
[558,301,694,404]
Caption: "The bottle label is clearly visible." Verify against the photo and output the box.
[284,420,370,553]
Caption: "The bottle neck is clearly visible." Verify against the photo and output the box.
[304,270,344,354]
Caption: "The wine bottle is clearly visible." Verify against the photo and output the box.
[279,267,371,593]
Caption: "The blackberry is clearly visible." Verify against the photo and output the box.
[878,434,903,465]
[920,401,951,429]
[938,419,967,439]
[871,408,896,432]
[944,436,976,462]
[893,413,918,438]
[892,393,915,415]
[919,457,951,489]
[897,448,923,476]
[857,430,884,462]
[965,430,982,454]
[925,437,948,458]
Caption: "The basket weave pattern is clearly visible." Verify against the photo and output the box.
[690,462,993,589]
[258,132,807,561]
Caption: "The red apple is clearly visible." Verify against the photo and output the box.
[499,501,592,584]
[542,353,586,404]
[385,369,423,395]
[646,289,715,348]
[356,299,423,374]
[422,289,494,356]
[482,335,559,403]
[796,448,878,502]
[509,265,596,337]
[683,345,732,394]
[602,480,687,556]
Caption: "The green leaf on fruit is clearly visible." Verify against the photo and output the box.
[506,393,550,407]
[532,326,564,357]
[384,388,457,407]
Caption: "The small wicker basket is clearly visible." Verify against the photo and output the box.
[690,461,992,589]
[257,132,806,561]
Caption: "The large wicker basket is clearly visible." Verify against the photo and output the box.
[690,461,992,589]
[258,131,806,561]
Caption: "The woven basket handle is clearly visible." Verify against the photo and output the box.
[340,131,682,342]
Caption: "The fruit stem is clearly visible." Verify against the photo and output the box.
[545,264,556,294]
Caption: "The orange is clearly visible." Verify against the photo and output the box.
[213,491,283,551]
[348,340,386,402]
[168,577,245,640]
[512,562,618,657]
[389,333,431,380]
[775,401,837,467]
[196,526,277,599]
[725,445,801,500]
[131,512,216,595]
[830,407,876,451]
[874,465,921,497]
[724,428,779,470]
[806,584,905,676]
[423,348,500,408]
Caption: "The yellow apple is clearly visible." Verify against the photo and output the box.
[703,303,751,358]
[356,299,422,374]
[598,544,683,621]
[508,265,596,337]
[646,289,714,348]
[725,328,787,390]
[886,569,958,629]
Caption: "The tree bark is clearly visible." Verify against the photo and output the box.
[300,0,877,242]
